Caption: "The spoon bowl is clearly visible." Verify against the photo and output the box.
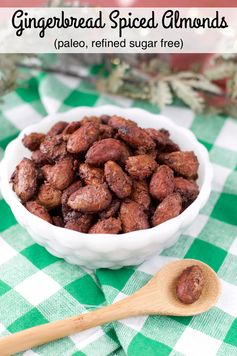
[0,259,221,355]
[137,259,221,316]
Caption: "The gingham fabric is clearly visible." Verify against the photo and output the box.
[0,69,237,356]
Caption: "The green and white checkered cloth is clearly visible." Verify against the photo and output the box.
[0,68,237,356]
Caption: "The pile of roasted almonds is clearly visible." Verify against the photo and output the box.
[11,114,199,234]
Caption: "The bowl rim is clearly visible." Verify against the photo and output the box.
[0,105,213,244]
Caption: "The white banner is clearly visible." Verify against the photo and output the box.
[0,8,237,53]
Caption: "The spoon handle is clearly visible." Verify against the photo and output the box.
[0,292,148,355]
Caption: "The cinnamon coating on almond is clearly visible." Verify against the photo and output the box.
[67,121,100,154]
[42,157,75,190]
[40,135,67,161]
[120,200,149,232]
[130,180,151,211]
[125,154,157,180]
[68,184,112,213]
[104,161,132,199]
[65,214,94,233]
[89,217,121,234]
[37,183,62,209]
[85,138,130,166]
[174,177,199,205]
[47,121,68,136]
[11,158,38,203]
[149,165,174,201]
[152,193,182,226]
[159,151,199,179]
[118,125,156,151]
[22,133,46,151]
[25,201,52,224]
[176,265,204,304]
[79,163,105,186]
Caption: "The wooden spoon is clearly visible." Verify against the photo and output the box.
[0,259,220,355]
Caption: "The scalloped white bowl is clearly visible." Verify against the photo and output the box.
[0,105,212,269]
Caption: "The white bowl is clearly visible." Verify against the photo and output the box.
[0,105,212,269]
